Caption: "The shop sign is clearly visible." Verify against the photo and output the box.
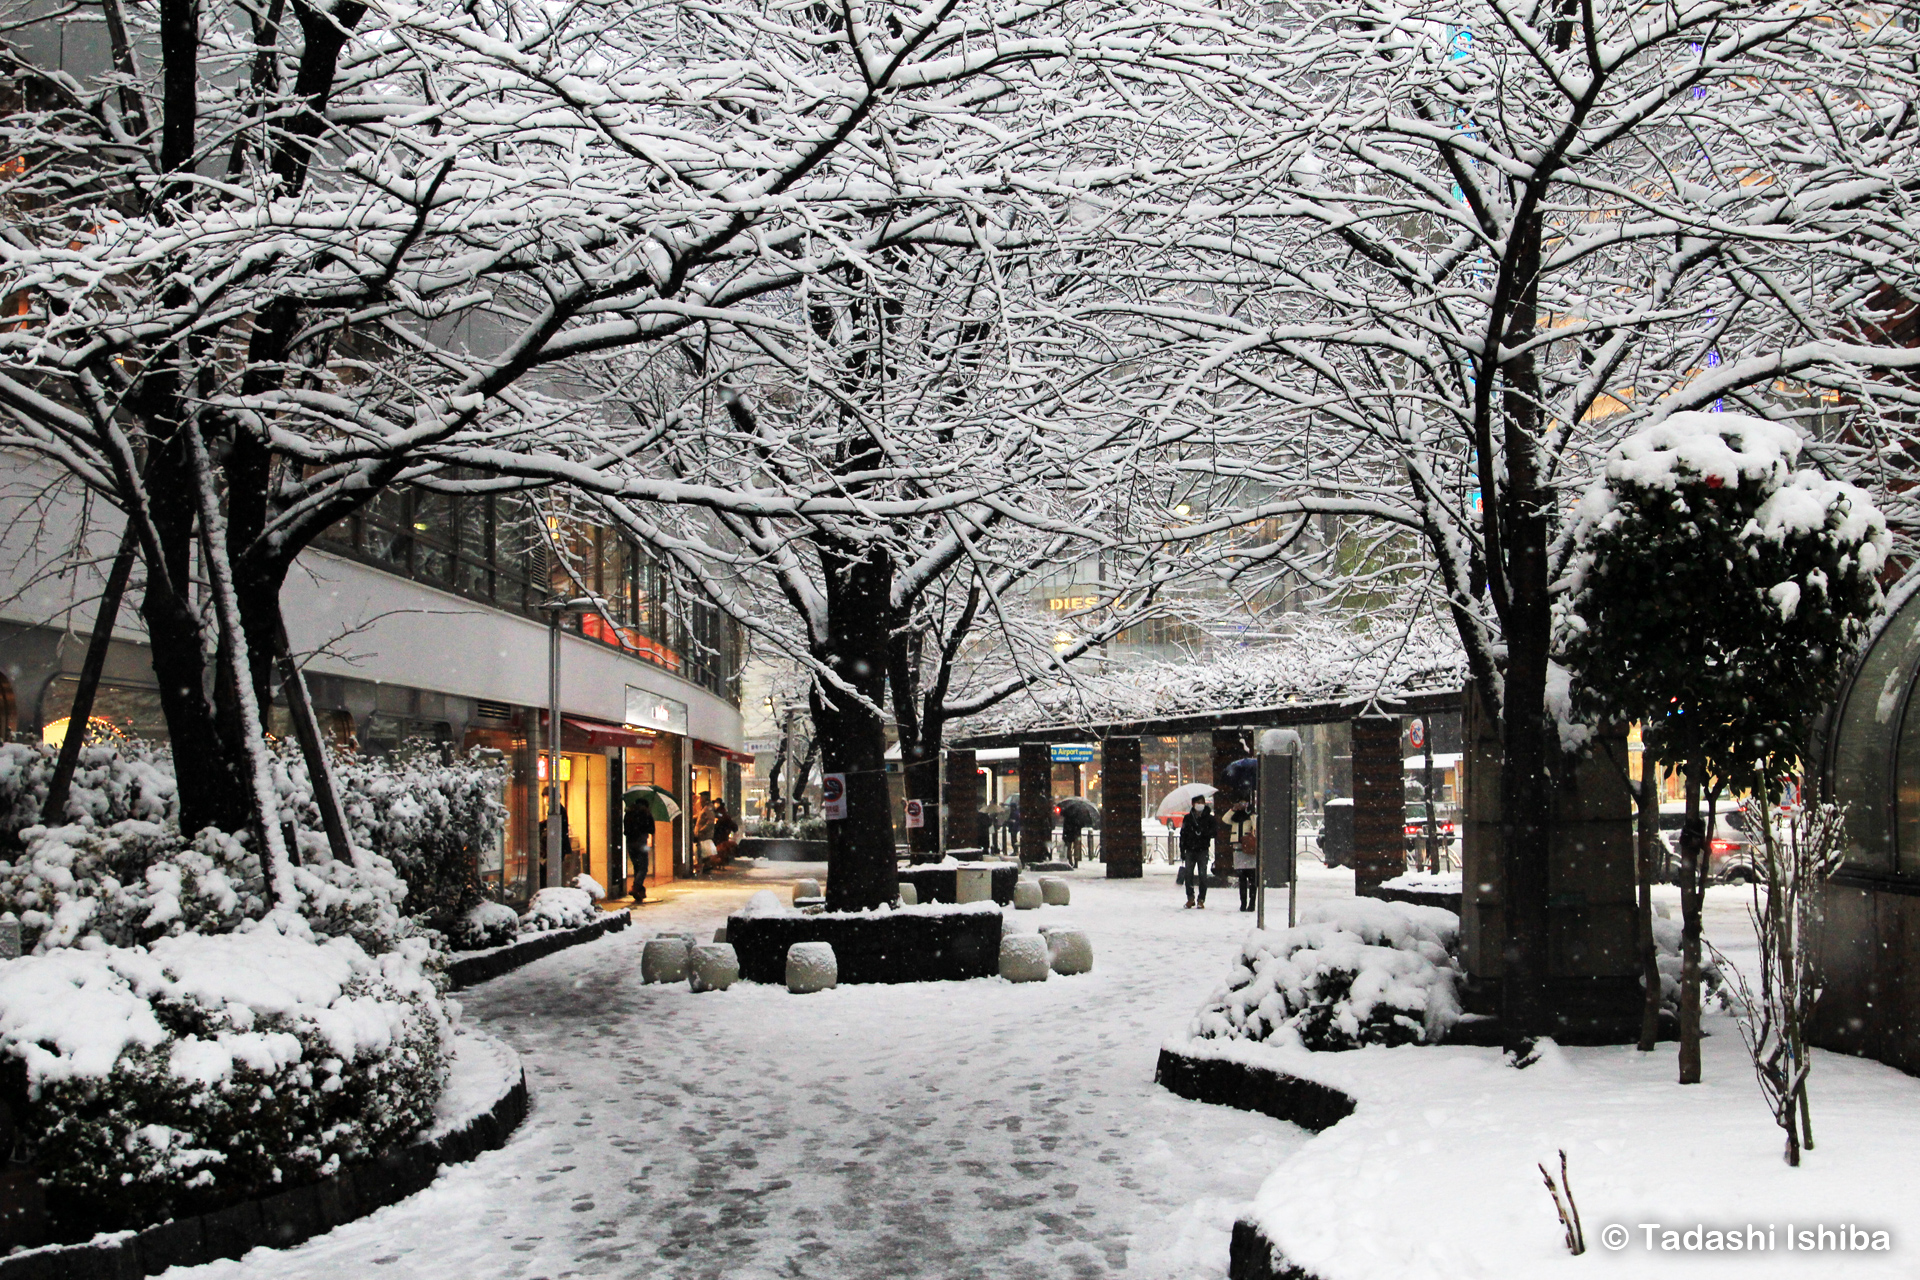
[625,685,688,735]
[1050,744,1095,763]
[822,773,847,820]
[905,799,925,829]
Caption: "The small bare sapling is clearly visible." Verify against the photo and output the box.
[1539,1149,1586,1255]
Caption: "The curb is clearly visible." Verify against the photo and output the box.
[448,911,630,989]
[1155,1045,1354,1280]
[0,1063,530,1279]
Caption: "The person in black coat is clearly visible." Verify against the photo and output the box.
[1178,796,1218,908]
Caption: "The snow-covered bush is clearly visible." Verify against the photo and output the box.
[0,913,447,1235]
[574,873,606,900]
[0,740,177,844]
[1191,898,1463,1051]
[521,887,598,932]
[452,900,521,951]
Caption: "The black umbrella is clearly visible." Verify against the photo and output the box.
[1221,756,1259,801]
[1058,796,1100,827]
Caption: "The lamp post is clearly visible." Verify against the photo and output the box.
[542,597,597,892]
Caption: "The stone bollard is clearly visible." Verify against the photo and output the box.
[1012,881,1043,910]
[792,878,825,909]
[0,913,19,961]
[1043,927,1093,976]
[786,941,838,993]
[897,881,919,906]
[955,865,993,904]
[999,933,1051,982]
[712,924,728,944]
[1038,877,1071,906]
[690,943,740,992]
[641,937,690,984]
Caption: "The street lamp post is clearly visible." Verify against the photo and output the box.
[542,597,596,892]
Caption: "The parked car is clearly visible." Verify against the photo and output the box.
[1654,801,1758,884]
[1402,802,1459,856]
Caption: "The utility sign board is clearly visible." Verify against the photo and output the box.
[904,799,925,829]
[1050,744,1095,763]
[822,773,847,821]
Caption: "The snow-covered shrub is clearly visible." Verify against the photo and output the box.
[574,872,606,900]
[0,740,177,844]
[1651,913,1723,1010]
[0,913,447,1235]
[452,900,520,951]
[1191,898,1463,1051]
[0,823,261,953]
[521,886,597,932]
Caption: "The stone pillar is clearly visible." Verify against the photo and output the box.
[1019,742,1053,865]
[1101,737,1142,878]
[945,748,980,854]
[1351,715,1405,896]
[1458,687,1641,1043]
[1211,729,1244,877]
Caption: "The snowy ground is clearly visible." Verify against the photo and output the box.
[183,860,1325,1280]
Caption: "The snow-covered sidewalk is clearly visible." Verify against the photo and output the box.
[186,862,1312,1279]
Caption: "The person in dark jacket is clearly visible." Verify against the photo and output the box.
[1178,796,1218,908]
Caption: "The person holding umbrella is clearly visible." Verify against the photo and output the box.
[1058,796,1100,865]
[1178,795,1217,908]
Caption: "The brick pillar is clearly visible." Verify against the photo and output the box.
[1019,743,1053,865]
[1101,737,1142,878]
[1211,729,1244,877]
[945,748,980,854]
[1351,715,1406,896]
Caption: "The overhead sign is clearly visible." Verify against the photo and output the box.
[1050,744,1095,763]
[821,773,847,821]
[904,799,925,829]
[625,686,688,736]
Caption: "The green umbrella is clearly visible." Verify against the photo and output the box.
[624,785,682,821]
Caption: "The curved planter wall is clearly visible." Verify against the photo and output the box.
[1155,1045,1357,1280]
[449,911,630,989]
[0,1065,530,1280]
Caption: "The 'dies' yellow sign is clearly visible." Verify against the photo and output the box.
[1047,595,1099,611]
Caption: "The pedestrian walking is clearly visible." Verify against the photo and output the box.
[1178,796,1217,908]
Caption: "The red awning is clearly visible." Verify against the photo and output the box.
[694,738,755,766]
[562,716,658,750]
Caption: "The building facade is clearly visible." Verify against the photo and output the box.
[0,455,746,905]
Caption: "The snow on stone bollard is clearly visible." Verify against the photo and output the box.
[955,865,993,904]
[641,937,690,984]
[690,943,740,992]
[999,933,1051,983]
[786,941,838,993]
[1038,877,1071,906]
[1044,927,1093,976]
[1012,881,1043,910]
[898,881,919,906]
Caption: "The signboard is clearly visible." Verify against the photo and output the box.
[1409,718,1425,749]
[1050,744,1095,763]
[821,772,847,821]
[904,799,925,829]
[745,739,782,756]
[624,685,688,736]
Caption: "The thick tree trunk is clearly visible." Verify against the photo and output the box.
[902,748,941,857]
[1678,772,1705,1083]
[1637,763,1662,1052]
[814,543,898,911]
[1498,533,1555,1041]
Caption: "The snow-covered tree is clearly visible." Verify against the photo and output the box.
[0,0,1231,877]
[1558,412,1887,1082]
[1073,0,1920,1035]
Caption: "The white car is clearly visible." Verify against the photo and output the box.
[1654,802,1758,884]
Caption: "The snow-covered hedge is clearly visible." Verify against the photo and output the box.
[1191,898,1463,1051]
[522,887,598,932]
[0,913,447,1235]
[453,900,521,951]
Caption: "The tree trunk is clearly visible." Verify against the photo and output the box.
[1678,771,1705,1083]
[1498,541,1555,1041]
[814,543,898,911]
[1637,763,1662,1052]
[42,528,138,825]
[902,748,941,857]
